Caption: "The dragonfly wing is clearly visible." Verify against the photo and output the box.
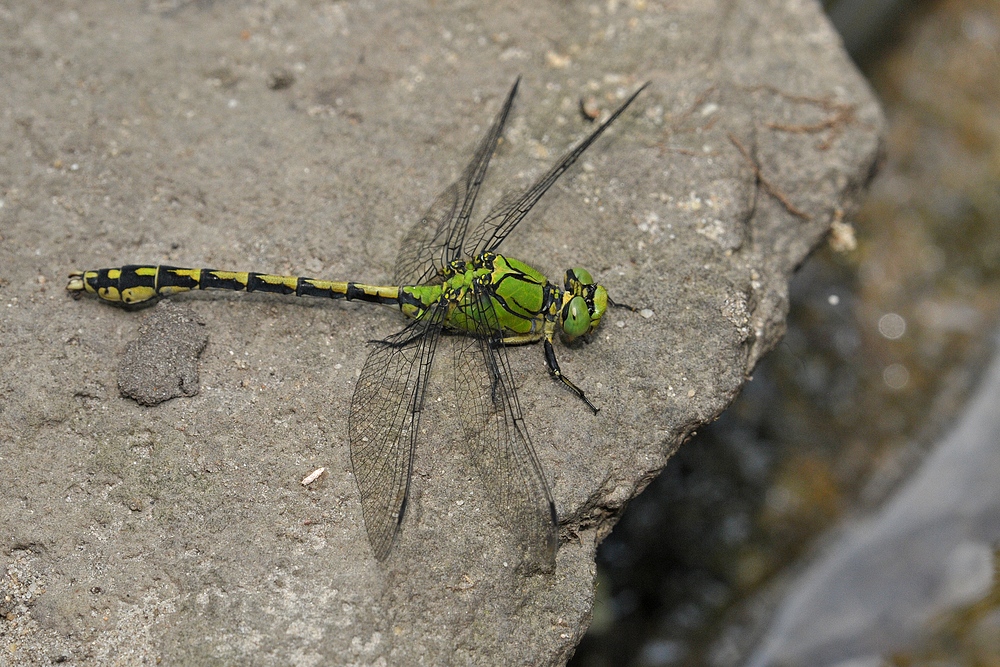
[392,180,459,287]
[452,287,558,572]
[348,308,445,560]
[393,79,520,286]
[468,82,648,256]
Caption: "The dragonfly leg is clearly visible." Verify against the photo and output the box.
[369,322,426,349]
[501,332,545,345]
[543,339,599,414]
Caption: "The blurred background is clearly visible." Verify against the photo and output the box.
[572,0,1000,665]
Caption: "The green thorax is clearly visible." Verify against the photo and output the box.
[399,252,608,342]
[399,253,548,335]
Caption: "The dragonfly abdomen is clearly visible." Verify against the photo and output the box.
[67,265,402,307]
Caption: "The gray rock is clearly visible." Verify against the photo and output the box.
[0,0,882,665]
[119,300,207,406]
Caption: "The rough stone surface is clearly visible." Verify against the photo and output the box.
[0,1,883,665]
[118,300,208,406]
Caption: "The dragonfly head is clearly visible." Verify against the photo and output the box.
[560,267,608,341]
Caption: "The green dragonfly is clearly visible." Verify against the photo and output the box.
[68,78,646,570]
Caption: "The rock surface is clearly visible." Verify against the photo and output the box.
[118,301,208,406]
[0,1,882,665]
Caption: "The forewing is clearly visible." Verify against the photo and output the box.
[468,82,648,255]
[393,79,520,286]
[348,309,445,560]
[451,286,558,572]
[392,181,459,287]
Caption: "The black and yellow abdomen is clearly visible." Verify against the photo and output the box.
[67,265,402,308]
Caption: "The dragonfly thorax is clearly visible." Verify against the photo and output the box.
[430,253,607,343]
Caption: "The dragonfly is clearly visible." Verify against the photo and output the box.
[67,78,647,571]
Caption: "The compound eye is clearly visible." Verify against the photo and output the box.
[565,267,595,290]
[563,296,591,338]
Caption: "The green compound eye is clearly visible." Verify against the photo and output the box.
[572,268,594,285]
[563,295,591,338]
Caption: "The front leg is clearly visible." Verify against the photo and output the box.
[500,332,545,346]
[543,338,598,414]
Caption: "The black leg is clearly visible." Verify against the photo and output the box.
[544,339,598,414]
